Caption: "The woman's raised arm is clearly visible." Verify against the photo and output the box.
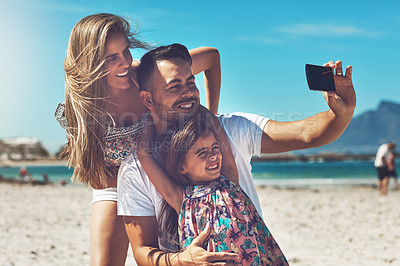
[189,47,221,115]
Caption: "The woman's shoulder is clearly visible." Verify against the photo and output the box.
[54,102,69,130]
[104,112,150,137]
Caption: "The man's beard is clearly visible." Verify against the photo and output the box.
[153,97,199,124]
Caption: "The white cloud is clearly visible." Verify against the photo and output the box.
[233,23,381,46]
[276,23,381,38]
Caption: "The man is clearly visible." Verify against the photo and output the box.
[386,149,399,190]
[374,142,396,195]
[117,44,356,265]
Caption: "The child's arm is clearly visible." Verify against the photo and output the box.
[137,120,183,214]
[199,106,239,185]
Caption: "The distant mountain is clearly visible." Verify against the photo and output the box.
[298,100,400,154]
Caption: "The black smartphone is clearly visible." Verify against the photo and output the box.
[305,64,336,92]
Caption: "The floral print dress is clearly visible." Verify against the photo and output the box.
[179,177,289,266]
[55,103,150,168]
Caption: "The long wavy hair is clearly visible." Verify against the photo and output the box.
[62,13,148,188]
[158,113,215,242]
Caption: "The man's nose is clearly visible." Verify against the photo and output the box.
[181,84,194,98]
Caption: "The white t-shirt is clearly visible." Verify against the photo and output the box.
[117,112,269,218]
[374,144,390,168]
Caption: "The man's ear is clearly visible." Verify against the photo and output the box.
[140,91,154,109]
[180,167,188,175]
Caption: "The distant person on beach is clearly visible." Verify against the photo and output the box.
[117,43,356,264]
[374,142,396,195]
[42,173,50,185]
[55,13,222,265]
[19,166,31,182]
[138,112,288,265]
[387,148,399,190]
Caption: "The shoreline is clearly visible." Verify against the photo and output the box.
[1,174,389,189]
[0,151,389,168]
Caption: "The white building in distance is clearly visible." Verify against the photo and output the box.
[0,137,49,160]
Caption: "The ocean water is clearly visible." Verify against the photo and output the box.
[252,160,399,187]
[0,160,398,187]
[0,165,75,185]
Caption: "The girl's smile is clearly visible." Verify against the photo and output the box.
[181,132,222,185]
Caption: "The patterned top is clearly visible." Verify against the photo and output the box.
[54,102,149,167]
[179,177,288,265]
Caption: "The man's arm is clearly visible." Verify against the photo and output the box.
[189,47,221,115]
[261,60,356,154]
[124,216,240,265]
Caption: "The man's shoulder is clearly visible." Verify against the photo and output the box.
[216,112,250,125]
[119,151,137,172]
[117,150,162,216]
[217,112,269,131]
[216,112,250,119]
[118,151,145,184]
[378,144,389,153]
[118,150,162,192]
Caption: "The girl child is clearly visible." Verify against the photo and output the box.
[138,112,288,265]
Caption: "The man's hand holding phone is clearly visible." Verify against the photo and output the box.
[306,60,356,117]
[306,64,336,92]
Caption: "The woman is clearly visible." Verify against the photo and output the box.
[56,13,221,266]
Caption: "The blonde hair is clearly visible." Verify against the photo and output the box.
[63,13,147,188]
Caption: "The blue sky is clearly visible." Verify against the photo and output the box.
[1,0,399,153]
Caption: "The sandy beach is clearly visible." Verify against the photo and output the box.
[1,182,399,266]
